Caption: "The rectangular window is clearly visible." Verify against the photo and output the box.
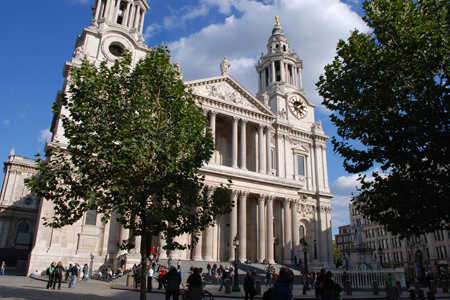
[85,210,97,226]
[338,237,342,243]
[344,236,348,242]
[339,245,342,250]
[297,156,305,176]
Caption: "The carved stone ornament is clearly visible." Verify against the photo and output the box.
[315,120,322,130]
[193,82,255,110]
[262,92,269,106]
[73,46,86,59]
[277,108,287,120]
[220,57,231,75]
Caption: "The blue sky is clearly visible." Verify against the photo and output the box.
[0,0,372,237]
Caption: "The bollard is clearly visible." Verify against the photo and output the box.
[442,280,449,293]
[345,281,353,295]
[415,280,421,294]
[126,273,133,287]
[373,280,379,295]
[417,289,425,300]
[409,289,416,300]
[225,279,232,294]
[427,291,435,300]
[430,280,437,294]
[396,280,402,295]
[255,280,261,295]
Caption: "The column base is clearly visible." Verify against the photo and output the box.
[192,256,204,261]
[284,259,292,265]
[269,259,276,264]
[203,256,213,261]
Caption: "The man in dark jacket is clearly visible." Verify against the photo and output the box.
[162,266,181,300]
[271,267,294,300]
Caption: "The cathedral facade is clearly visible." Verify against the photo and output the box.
[0,0,334,274]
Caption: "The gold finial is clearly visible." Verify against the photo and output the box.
[275,16,280,26]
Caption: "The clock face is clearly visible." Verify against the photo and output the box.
[288,96,307,119]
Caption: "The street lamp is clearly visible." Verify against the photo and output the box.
[232,236,240,292]
[302,241,309,293]
[314,239,317,260]
[378,247,383,269]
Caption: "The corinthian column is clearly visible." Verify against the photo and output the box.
[283,198,292,264]
[209,111,217,164]
[266,196,275,264]
[229,190,238,261]
[258,125,265,173]
[240,119,247,170]
[204,186,215,261]
[257,194,266,263]
[266,126,272,174]
[238,191,249,262]
[291,200,299,262]
[232,117,239,168]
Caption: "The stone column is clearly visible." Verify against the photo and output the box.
[232,117,239,168]
[204,186,215,261]
[267,196,275,264]
[283,198,292,264]
[280,61,285,82]
[159,234,168,259]
[192,229,203,261]
[113,0,121,23]
[298,67,303,88]
[209,111,217,164]
[139,8,145,33]
[266,126,272,174]
[229,190,238,261]
[105,0,114,22]
[240,119,247,170]
[257,194,266,263]
[258,124,265,173]
[276,133,283,177]
[117,224,130,255]
[133,5,141,29]
[129,4,136,28]
[134,236,141,254]
[322,145,329,190]
[94,0,102,21]
[123,1,131,27]
[272,61,276,83]
[291,200,299,261]
[238,191,248,262]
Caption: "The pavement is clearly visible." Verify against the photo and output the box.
[1,258,450,300]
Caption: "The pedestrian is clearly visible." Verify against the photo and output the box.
[162,266,181,300]
[218,267,230,291]
[426,271,432,290]
[65,263,72,281]
[265,267,271,286]
[168,256,173,269]
[158,265,167,289]
[106,265,112,281]
[405,273,410,289]
[207,263,211,275]
[53,261,64,290]
[315,268,326,300]
[82,263,89,281]
[0,261,6,276]
[46,261,56,289]
[244,271,256,300]
[342,271,349,295]
[177,259,181,270]
[68,263,78,288]
[302,271,309,294]
[386,272,393,286]
[323,271,335,300]
[147,265,153,292]
[271,267,294,300]
[187,267,202,300]
[120,256,126,272]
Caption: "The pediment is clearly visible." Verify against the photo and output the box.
[185,75,274,116]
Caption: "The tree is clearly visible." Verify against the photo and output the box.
[316,0,450,238]
[26,44,231,300]
[333,241,343,268]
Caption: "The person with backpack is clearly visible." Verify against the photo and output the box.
[269,267,294,300]
[53,261,64,290]
[46,261,57,289]
[162,266,181,300]
[244,271,256,300]
[0,261,6,276]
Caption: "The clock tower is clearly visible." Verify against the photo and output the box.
[255,17,316,130]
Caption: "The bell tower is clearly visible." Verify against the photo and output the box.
[50,0,150,145]
[255,17,315,128]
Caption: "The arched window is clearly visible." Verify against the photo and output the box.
[15,221,32,250]
[299,225,305,243]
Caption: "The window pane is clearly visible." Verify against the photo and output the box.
[85,210,97,226]
[297,156,304,176]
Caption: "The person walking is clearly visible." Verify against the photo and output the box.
[68,263,78,288]
[82,263,89,281]
[0,261,6,276]
[162,266,181,300]
[147,265,154,292]
[315,268,326,300]
[244,271,256,300]
[187,268,202,300]
[323,271,336,300]
[271,267,294,300]
[46,261,56,289]
[218,267,230,291]
[53,261,64,290]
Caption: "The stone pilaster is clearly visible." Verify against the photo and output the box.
[238,191,248,262]
[284,198,292,264]
[266,196,275,264]
[229,190,238,261]
[258,194,266,262]
[240,119,247,170]
[232,117,239,168]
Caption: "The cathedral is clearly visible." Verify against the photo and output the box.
[0,0,334,274]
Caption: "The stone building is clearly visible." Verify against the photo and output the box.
[0,0,335,274]
[349,199,450,280]
[335,225,352,257]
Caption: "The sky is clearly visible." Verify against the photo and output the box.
[0,0,373,237]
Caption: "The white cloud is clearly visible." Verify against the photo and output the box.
[2,120,10,125]
[38,128,52,143]
[143,23,162,40]
[167,0,368,113]
[163,5,210,29]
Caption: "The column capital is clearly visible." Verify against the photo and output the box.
[266,195,275,203]
[230,189,239,198]
[283,198,291,207]
[258,194,266,203]
[232,116,239,123]
[265,125,272,131]
[239,191,249,199]
[240,118,248,124]
[209,110,218,117]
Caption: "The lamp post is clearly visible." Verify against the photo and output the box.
[302,241,309,292]
[232,236,240,292]
[314,239,317,260]
[378,247,383,269]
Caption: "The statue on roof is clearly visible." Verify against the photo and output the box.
[220,57,231,75]
[275,15,280,26]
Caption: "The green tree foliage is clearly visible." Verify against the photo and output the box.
[333,241,343,268]
[26,44,231,300]
[317,0,449,238]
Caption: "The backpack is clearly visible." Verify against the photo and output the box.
[262,287,273,300]
[55,267,61,277]
[46,268,50,276]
